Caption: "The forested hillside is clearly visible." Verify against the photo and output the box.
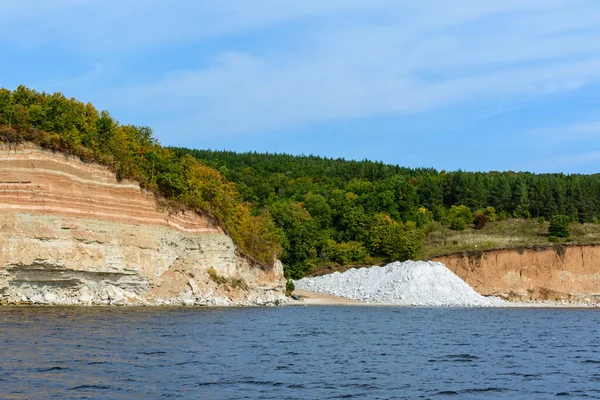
[175,149,600,278]
[3,86,598,279]
[0,86,282,266]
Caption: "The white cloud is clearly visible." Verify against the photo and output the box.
[108,50,600,136]
[3,0,600,138]
[0,0,405,52]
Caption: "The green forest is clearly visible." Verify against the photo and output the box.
[174,149,600,278]
[2,86,600,280]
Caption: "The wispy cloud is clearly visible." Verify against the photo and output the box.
[110,47,600,136]
[517,119,600,172]
[536,151,600,171]
[531,121,600,143]
[2,0,600,140]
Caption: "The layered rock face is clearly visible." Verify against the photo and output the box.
[0,143,286,305]
[434,245,600,302]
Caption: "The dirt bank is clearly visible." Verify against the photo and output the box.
[433,245,600,302]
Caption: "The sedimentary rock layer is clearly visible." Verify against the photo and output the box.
[433,245,600,302]
[0,143,286,305]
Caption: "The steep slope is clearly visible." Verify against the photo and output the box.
[433,245,600,302]
[0,143,286,305]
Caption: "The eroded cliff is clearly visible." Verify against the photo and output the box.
[0,143,287,305]
[433,245,600,302]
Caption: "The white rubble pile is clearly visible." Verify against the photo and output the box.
[294,260,507,307]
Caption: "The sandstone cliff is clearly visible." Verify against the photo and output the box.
[433,245,600,302]
[0,143,287,305]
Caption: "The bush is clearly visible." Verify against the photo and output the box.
[548,235,560,243]
[230,278,249,291]
[473,213,488,230]
[475,206,496,222]
[415,207,433,227]
[432,205,446,222]
[285,279,295,297]
[423,222,438,235]
[450,217,467,231]
[364,214,425,261]
[323,239,367,265]
[0,125,20,144]
[447,205,473,231]
[497,211,509,221]
[207,267,227,285]
[548,214,571,238]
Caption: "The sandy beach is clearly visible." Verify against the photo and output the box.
[290,289,365,305]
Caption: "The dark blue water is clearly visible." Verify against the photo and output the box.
[1,306,599,399]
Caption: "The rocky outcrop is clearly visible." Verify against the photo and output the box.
[0,143,287,306]
[433,245,600,302]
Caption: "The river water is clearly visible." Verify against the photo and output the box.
[1,306,599,399]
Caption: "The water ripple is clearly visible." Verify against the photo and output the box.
[0,306,599,399]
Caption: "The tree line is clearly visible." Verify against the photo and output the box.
[3,86,598,279]
[174,148,600,278]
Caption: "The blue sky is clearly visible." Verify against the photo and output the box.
[1,1,600,173]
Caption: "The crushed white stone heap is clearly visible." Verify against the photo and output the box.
[294,260,506,307]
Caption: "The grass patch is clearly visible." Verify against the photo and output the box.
[305,218,600,275]
[420,219,600,259]
[207,267,249,291]
[230,278,249,291]
[207,267,228,285]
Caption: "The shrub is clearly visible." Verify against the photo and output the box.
[423,222,438,235]
[497,211,509,221]
[230,278,249,291]
[285,279,295,297]
[450,217,467,231]
[0,125,20,144]
[447,205,473,231]
[323,239,368,265]
[207,267,227,285]
[415,207,433,227]
[473,213,488,230]
[475,206,497,222]
[548,214,571,238]
[432,205,446,222]
[513,205,530,219]
[548,235,560,243]
[364,214,425,261]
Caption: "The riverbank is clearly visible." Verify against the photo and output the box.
[290,289,365,305]
[292,260,600,308]
[290,289,599,307]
